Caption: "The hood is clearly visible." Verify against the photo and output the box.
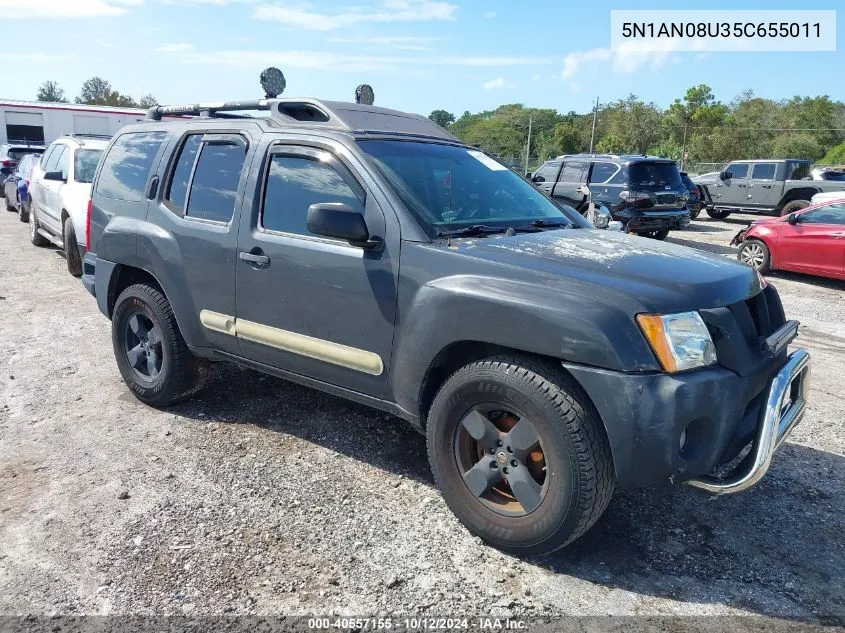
[449,229,761,313]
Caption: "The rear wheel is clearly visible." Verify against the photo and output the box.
[738,239,771,273]
[636,229,669,240]
[706,209,731,220]
[18,200,29,223]
[779,200,810,217]
[29,207,49,247]
[426,355,614,555]
[63,218,82,277]
[112,283,208,407]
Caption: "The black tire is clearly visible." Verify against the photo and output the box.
[779,199,810,217]
[29,207,49,247]
[63,218,82,277]
[706,209,732,220]
[636,229,669,240]
[426,355,614,555]
[689,208,701,221]
[18,201,29,223]
[738,239,771,274]
[112,283,209,407]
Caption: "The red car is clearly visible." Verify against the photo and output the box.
[732,199,845,281]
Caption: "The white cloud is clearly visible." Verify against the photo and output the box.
[253,0,457,30]
[561,41,679,82]
[156,43,196,53]
[0,0,141,18]
[483,77,505,90]
[328,35,441,50]
[483,11,495,18]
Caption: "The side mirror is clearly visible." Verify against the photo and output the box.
[44,171,65,182]
[578,183,591,197]
[531,174,543,183]
[306,202,379,249]
[787,212,801,225]
[607,221,624,231]
[720,171,732,181]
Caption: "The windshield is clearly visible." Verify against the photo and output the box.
[357,139,588,236]
[628,162,683,190]
[8,148,42,161]
[74,149,103,183]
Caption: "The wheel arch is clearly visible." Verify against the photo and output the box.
[776,187,820,212]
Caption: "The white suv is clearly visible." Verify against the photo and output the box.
[29,136,107,276]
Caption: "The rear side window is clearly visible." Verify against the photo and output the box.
[262,155,363,236]
[96,131,167,201]
[560,161,587,183]
[185,141,246,223]
[752,163,776,180]
[165,135,203,215]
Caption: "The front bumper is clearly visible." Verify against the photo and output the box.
[564,346,810,490]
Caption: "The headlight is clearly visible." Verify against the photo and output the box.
[636,311,717,372]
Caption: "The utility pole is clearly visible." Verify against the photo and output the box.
[524,115,533,175]
[589,96,599,153]
[680,120,689,171]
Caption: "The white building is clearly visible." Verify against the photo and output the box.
[0,100,150,145]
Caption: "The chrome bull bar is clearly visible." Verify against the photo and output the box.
[688,348,811,494]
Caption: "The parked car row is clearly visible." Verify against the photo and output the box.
[1,135,107,276]
[530,153,691,240]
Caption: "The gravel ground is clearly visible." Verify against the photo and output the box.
[0,208,843,625]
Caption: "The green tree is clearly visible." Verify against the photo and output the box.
[821,141,845,165]
[36,80,68,103]
[138,94,159,109]
[772,134,824,160]
[428,109,455,128]
[76,77,137,107]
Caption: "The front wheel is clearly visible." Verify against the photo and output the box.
[738,239,771,273]
[426,356,614,555]
[636,229,669,240]
[112,283,208,407]
[706,209,731,220]
[18,201,29,223]
[29,207,49,247]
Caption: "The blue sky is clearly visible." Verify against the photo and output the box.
[0,0,842,116]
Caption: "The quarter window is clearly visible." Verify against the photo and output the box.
[262,154,363,237]
[96,131,167,202]
[55,146,70,180]
[590,162,618,184]
[751,163,776,180]
[185,141,246,223]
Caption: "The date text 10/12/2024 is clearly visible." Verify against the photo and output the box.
[308,617,527,630]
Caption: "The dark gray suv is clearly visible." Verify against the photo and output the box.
[532,153,691,239]
[79,89,810,555]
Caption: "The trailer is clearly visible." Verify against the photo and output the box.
[0,100,149,145]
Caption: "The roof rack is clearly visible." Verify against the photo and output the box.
[68,133,112,139]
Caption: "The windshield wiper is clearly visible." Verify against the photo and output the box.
[435,225,509,238]
[513,219,573,231]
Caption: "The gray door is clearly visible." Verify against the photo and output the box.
[148,131,252,357]
[746,162,781,209]
[551,160,588,207]
[235,140,399,398]
[716,162,750,207]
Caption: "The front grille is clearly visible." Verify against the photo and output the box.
[700,285,787,377]
[656,194,678,205]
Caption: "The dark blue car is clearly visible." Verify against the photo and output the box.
[3,152,39,222]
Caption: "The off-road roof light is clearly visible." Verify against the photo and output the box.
[260,67,287,99]
[355,84,375,106]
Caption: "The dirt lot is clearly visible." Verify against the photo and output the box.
[0,208,843,625]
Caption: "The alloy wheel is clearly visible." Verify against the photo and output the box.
[124,312,164,382]
[454,406,549,517]
[741,243,765,269]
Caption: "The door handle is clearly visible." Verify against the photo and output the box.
[833,232,845,239]
[239,251,270,268]
[762,184,772,189]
